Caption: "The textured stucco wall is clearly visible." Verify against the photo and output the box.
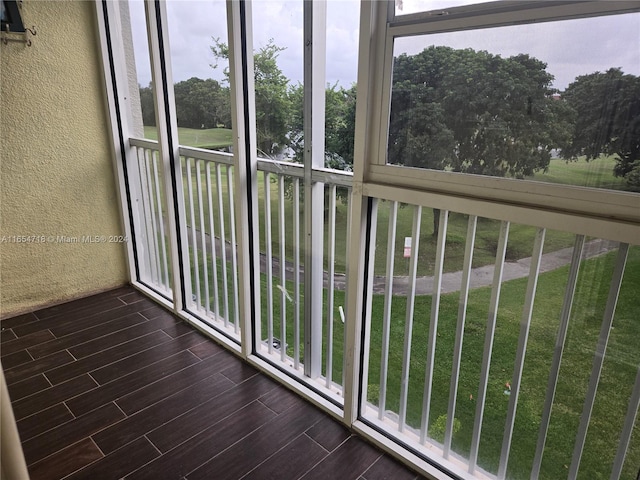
[0,0,128,317]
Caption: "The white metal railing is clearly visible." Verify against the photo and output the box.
[130,138,354,393]
[130,139,171,295]
[181,147,240,338]
[361,197,639,480]
[256,157,353,396]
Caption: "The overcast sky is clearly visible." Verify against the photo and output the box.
[129,1,639,91]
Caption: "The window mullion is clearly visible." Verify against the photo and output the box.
[144,0,190,313]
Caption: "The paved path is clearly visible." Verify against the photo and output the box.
[190,228,618,296]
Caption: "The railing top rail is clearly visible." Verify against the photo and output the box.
[129,137,160,150]
[130,137,235,166]
[257,158,353,186]
[179,145,234,165]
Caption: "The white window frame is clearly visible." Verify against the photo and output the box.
[359,0,640,237]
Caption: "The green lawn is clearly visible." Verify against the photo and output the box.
[365,245,640,479]
[177,147,639,479]
[227,246,639,480]
[528,155,627,190]
[144,126,233,150]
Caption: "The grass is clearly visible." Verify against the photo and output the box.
[365,245,640,479]
[150,138,639,479]
[144,126,233,150]
[216,245,638,479]
[528,155,627,190]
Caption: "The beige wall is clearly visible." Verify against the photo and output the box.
[0,0,128,318]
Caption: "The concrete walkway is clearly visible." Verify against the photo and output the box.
[190,227,618,296]
[370,238,618,296]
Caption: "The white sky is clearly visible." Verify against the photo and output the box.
[129,0,640,91]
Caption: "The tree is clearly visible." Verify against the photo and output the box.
[388,46,572,234]
[558,68,640,191]
[139,83,155,127]
[389,46,570,177]
[211,38,292,156]
[173,77,230,129]
[289,82,356,170]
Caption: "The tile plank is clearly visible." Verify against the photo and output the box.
[1,330,56,358]
[7,374,51,401]
[300,436,382,480]
[48,299,158,338]
[16,403,75,442]
[90,331,205,385]
[94,373,268,455]
[186,401,326,480]
[1,328,17,343]
[13,374,98,421]
[27,438,103,480]
[259,385,307,414]
[145,374,277,453]
[34,289,134,320]
[5,350,75,385]
[362,455,420,480]
[67,313,180,359]
[242,433,328,480]
[306,415,351,452]
[66,436,160,480]
[45,330,170,385]
[27,313,149,359]
[189,340,224,360]
[0,312,39,329]
[22,402,125,465]
[127,401,277,480]
[65,350,200,417]
[115,349,237,415]
[14,296,130,337]
[0,350,33,370]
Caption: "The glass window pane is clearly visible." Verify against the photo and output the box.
[165,0,232,151]
[395,0,488,17]
[386,13,640,193]
[252,0,303,161]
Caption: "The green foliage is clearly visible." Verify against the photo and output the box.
[429,414,462,443]
[173,77,230,129]
[139,83,155,126]
[559,68,640,189]
[289,82,356,169]
[212,37,292,156]
[389,46,572,179]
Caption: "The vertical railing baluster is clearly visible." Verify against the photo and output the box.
[136,148,155,284]
[152,151,170,290]
[379,200,399,420]
[185,157,200,308]
[205,163,220,322]
[227,165,240,334]
[444,215,477,457]
[531,234,585,478]
[293,177,301,369]
[568,243,629,479]
[145,150,162,286]
[498,228,546,479]
[264,172,274,353]
[398,205,422,432]
[326,184,337,387]
[196,160,209,315]
[610,364,640,480]
[420,210,449,444]
[342,189,352,389]
[469,220,510,474]
[216,163,230,326]
[278,174,287,362]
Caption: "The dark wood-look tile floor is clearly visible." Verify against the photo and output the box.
[1,286,423,480]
